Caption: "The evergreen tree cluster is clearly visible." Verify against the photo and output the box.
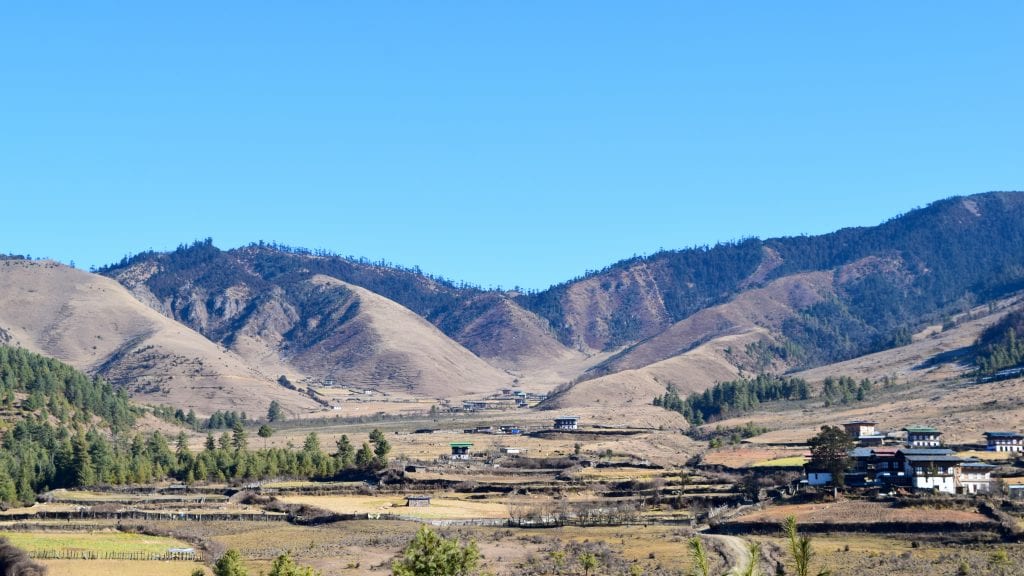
[653,374,810,425]
[0,346,135,431]
[820,375,873,406]
[975,310,1024,374]
[206,410,248,430]
[0,346,396,507]
[654,372,879,425]
[152,404,199,429]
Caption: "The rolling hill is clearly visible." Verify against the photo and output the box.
[0,258,320,416]
[6,191,1024,417]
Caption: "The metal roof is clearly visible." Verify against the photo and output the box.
[984,431,1024,438]
[960,459,996,468]
[903,426,941,434]
[898,448,954,456]
[902,454,963,463]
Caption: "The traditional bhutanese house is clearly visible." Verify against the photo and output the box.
[845,447,875,486]
[867,446,902,482]
[898,448,958,494]
[904,426,942,447]
[405,495,431,507]
[553,416,580,430]
[984,431,1024,453]
[957,459,995,494]
[843,420,877,438]
[1008,484,1024,500]
[845,446,902,486]
[450,442,473,460]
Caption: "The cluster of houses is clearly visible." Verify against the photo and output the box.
[446,416,582,460]
[805,420,1024,495]
[461,389,548,412]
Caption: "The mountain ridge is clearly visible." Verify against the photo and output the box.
[6,190,1024,414]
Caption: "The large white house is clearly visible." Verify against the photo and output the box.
[903,426,942,447]
[984,431,1024,453]
[899,450,960,493]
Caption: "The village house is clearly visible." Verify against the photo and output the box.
[450,442,473,460]
[841,446,902,486]
[898,448,959,493]
[903,426,942,447]
[405,495,431,507]
[843,420,877,438]
[984,431,1024,453]
[957,459,995,494]
[843,420,887,446]
[553,416,580,430]
[806,425,994,495]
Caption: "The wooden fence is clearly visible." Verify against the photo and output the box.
[29,548,202,561]
[2,510,288,523]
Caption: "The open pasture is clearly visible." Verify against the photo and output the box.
[40,560,208,576]
[0,530,193,555]
[278,493,511,520]
[732,499,990,525]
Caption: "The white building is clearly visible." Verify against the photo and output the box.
[984,431,1024,453]
[903,426,942,447]
[553,416,579,430]
[957,460,995,494]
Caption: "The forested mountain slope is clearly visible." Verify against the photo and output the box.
[92,192,1024,408]
[524,192,1024,367]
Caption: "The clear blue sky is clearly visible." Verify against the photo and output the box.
[2,3,1022,290]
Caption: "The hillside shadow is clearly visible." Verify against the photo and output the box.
[913,346,974,371]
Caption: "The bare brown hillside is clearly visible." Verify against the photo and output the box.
[0,259,319,416]
[285,276,513,398]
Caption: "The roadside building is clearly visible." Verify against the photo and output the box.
[450,442,473,460]
[904,426,942,447]
[984,431,1024,453]
[553,416,580,430]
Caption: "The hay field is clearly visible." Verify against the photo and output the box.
[733,500,989,525]
[40,560,208,576]
[0,531,192,555]
[751,456,807,467]
[278,494,510,520]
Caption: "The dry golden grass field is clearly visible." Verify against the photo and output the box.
[40,560,209,576]
[733,499,990,525]
[277,494,511,520]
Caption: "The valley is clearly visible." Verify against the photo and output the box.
[4,193,1024,574]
